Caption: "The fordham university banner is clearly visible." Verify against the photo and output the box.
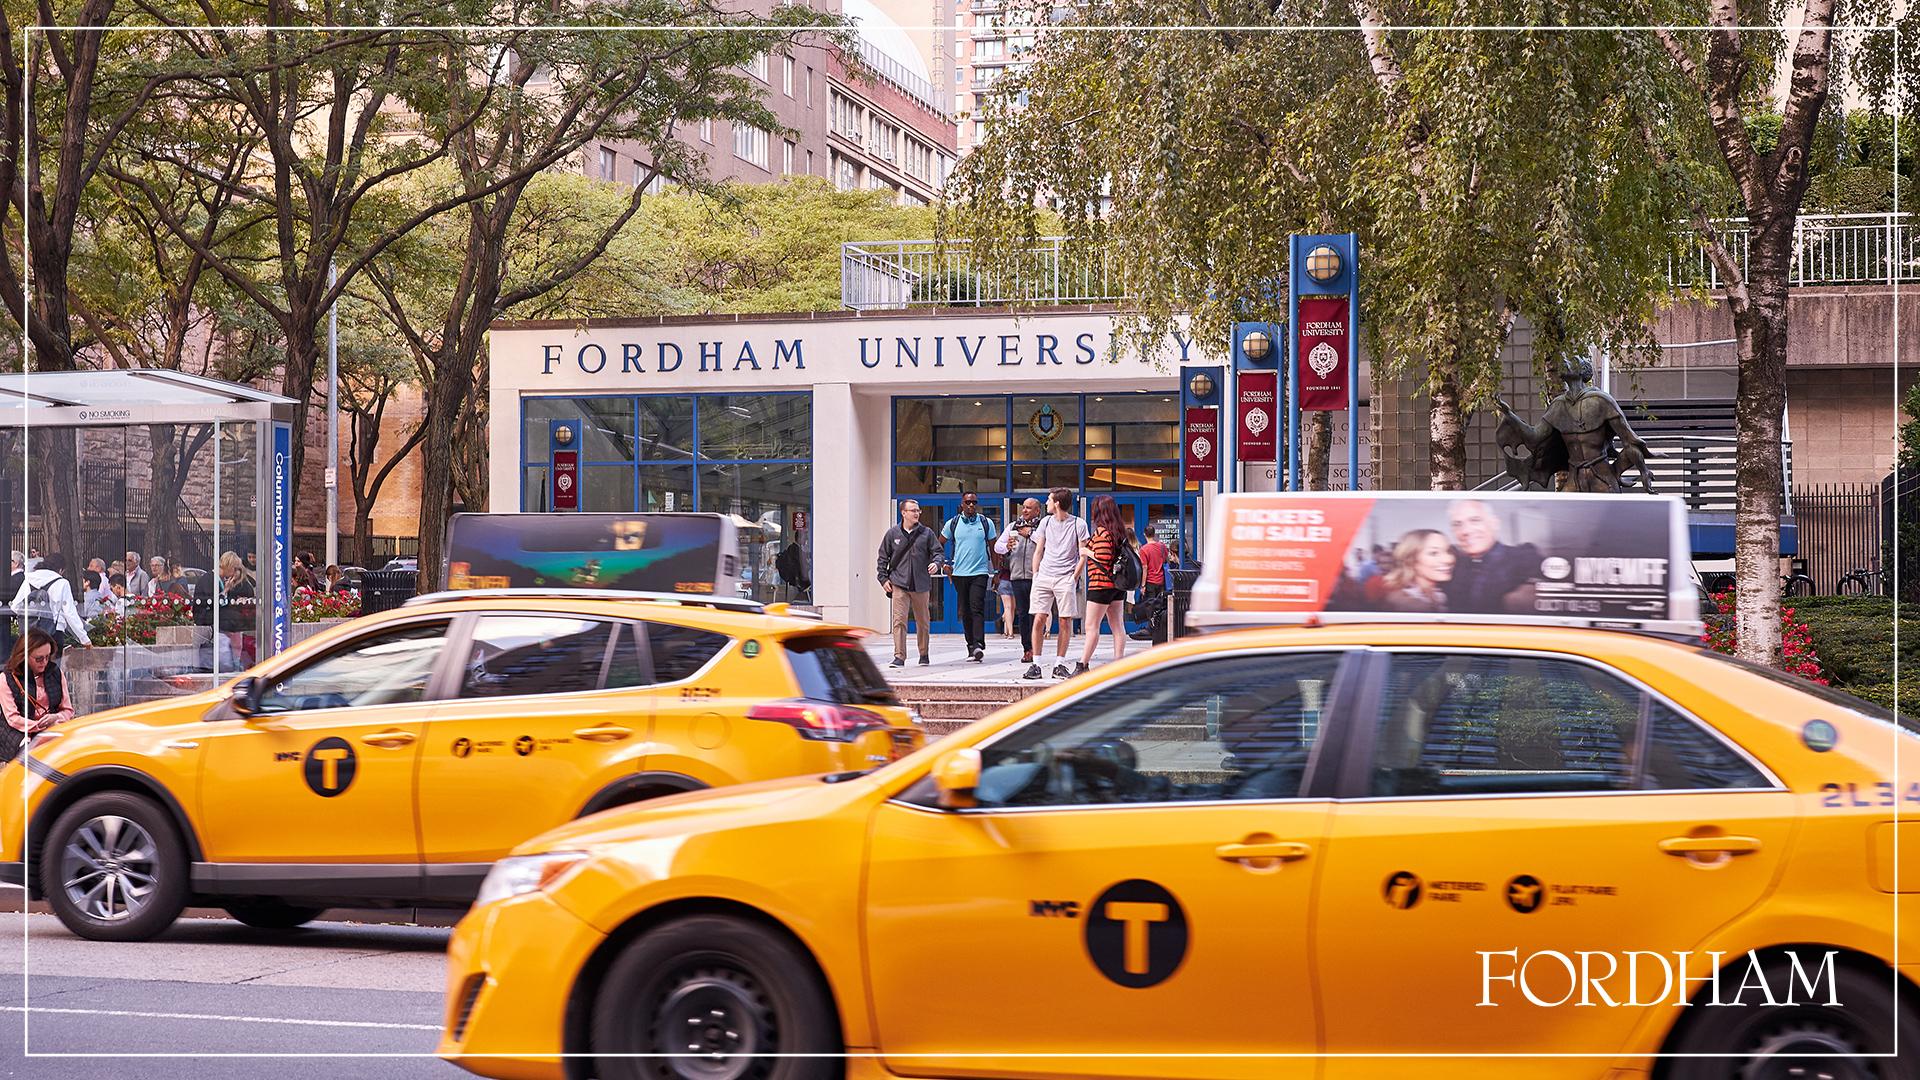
[1296,295,1349,411]
[1236,370,1277,463]
[1188,491,1699,638]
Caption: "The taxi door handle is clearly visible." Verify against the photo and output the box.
[1215,841,1312,862]
[360,731,417,748]
[1659,835,1762,856]
[572,725,633,742]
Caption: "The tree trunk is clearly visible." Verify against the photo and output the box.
[1731,227,1791,666]
[29,429,81,585]
[354,498,378,571]
[144,425,181,568]
[278,317,320,510]
[1427,364,1467,489]
[414,355,472,594]
[1304,410,1333,490]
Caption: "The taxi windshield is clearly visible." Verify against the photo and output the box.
[1698,648,1919,737]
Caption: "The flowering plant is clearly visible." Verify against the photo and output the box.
[292,590,360,622]
[85,594,198,647]
[1701,590,1828,684]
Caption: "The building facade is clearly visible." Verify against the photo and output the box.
[587,7,957,206]
[488,308,1208,632]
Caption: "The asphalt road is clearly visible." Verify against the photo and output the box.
[0,906,468,1078]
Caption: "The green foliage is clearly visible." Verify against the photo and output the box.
[947,2,1686,474]
[632,180,938,315]
[1884,382,1920,600]
[1788,596,1920,717]
[1807,166,1897,214]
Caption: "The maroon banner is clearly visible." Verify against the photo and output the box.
[1297,295,1349,411]
[1236,370,1278,463]
[551,450,579,510]
[1183,407,1219,482]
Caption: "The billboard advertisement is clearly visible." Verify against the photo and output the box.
[1189,492,1698,637]
[444,513,742,597]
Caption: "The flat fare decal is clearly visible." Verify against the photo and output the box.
[1219,498,1375,609]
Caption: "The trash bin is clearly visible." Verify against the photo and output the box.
[359,569,418,615]
[1164,567,1201,642]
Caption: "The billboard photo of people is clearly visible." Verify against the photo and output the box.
[1193,491,1694,634]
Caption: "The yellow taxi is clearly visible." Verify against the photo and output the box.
[436,492,1917,1080]
[0,590,920,942]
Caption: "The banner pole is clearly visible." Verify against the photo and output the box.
[1347,233,1360,490]
[1287,235,1301,491]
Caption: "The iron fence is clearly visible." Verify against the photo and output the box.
[1793,483,1880,594]
[842,238,1127,309]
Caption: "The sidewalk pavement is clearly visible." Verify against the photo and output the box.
[860,629,1155,686]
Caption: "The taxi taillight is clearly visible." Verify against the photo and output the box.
[747,699,889,742]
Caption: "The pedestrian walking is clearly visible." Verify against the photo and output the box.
[1132,525,1170,642]
[875,500,941,668]
[1023,488,1088,680]
[11,553,91,656]
[995,497,1042,664]
[1,629,72,760]
[1078,495,1132,672]
[941,492,996,663]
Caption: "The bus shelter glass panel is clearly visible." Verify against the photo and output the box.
[7,419,264,720]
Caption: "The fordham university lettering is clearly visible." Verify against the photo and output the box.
[535,331,1189,378]
[542,340,807,375]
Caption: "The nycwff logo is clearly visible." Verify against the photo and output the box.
[1477,949,1841,1008]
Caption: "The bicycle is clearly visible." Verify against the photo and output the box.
[1836,566,1887,596]
[1781,571,1815,597]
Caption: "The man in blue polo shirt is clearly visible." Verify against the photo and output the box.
[942,492,997,662]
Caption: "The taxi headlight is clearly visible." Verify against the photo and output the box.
[473,852,590,909]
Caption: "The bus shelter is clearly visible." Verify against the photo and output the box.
[0,370,295,716]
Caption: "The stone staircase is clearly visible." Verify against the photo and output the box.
[894,682,1050,739]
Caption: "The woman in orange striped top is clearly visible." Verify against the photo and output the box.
[1076,494,1129,674]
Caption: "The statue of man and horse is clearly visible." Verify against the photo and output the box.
[1493,358,1656,494]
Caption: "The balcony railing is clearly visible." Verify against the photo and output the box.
[852,39,944,118]
[842,237,1128,310]
[1669,212,1920,289]
[850,216,1918,311]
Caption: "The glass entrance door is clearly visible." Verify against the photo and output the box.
[1109,495,1197,633]
[914,495,1002,636]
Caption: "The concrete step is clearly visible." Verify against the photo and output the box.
[893,682,1049,704]
[910,700,1019,721]
[916,719,976,739]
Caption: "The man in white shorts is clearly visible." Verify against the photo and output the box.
[1024,487,1089,680]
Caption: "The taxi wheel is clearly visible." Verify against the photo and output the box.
[1667,960,1919,1080]
[223,902,326,930]
[39,791,189,943]
[592,915,841,1080]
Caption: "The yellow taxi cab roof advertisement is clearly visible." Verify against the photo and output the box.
[1189,491,1702,639]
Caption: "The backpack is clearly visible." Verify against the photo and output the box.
[23,580,56,635]
[1110,539,1143,592]
[774,543,811,589]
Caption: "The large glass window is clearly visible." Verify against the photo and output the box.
[520,394,810,605]
[894,398,1004,463]
[1011,396,1080,461]
[891,394,1180,498]
[1085,396,1179,460]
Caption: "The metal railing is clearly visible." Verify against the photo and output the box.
[842,237,1127,309]
[853,38,944,117]
[1669,212,1920,289]
[1473,435,1792,515]
[1793,483,1879,594]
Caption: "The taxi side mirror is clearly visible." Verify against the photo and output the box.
[933,748,981,810]
[227,676,262,717]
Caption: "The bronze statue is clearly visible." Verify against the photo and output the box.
[1493,358,1654,493]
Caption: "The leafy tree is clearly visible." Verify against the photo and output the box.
[330,298,423,571]
[950,2,1682,489]
[346,11,848,591]
[1649,3,1845,665]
